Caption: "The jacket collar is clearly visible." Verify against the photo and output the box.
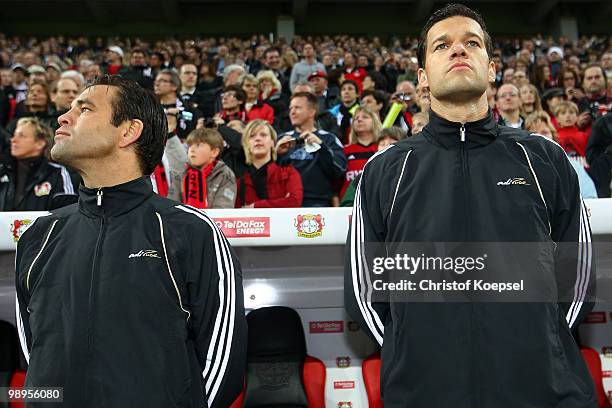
[79,176,153,218]
[423,108,498,149]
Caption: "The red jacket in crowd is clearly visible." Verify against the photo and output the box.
[343,67,367,91]
[246,101,275,125]
[235,162,303,208]
[556,125,589,157]
[340,142,378,198]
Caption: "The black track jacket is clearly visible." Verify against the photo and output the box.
[345,109,596,408]
[15,177,246,407]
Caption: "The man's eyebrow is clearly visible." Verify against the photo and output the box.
[74,98,96,108]
[431,31,484,45]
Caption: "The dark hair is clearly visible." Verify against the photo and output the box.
[361,89,388,108]
[583,64,607,86]
[417,3,493,69]
[223,84,247,103]
[365,71,388,91]
[341,79,359,94]
[263,47,282,59]
[90,75,167,175]
[291,91,319,114]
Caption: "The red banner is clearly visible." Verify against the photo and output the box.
[309,320,344,333]
[334,381,355,390]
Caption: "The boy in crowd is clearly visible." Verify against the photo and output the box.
[553,100,589,157]
[182,128,236,208]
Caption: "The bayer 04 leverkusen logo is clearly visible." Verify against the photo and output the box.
[11,219,32,242]
[294,214,325,238]
[337,402,353,408]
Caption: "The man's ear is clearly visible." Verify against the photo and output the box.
[118,119,144,148]
[488,61,496,84]
[417,68,428,88]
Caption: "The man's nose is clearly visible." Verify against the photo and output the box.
[450,43,468,58]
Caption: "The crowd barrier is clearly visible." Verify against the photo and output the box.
[1,198,611,405]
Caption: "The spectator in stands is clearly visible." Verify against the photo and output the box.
[262,47,290,95]
[486,82,497,110]
[392,80,418,131]
[241,74,274,124]
[512,69,529,88]
[541,87,566,121]
[533,64,555,93]
[411,111,429,135]
[342,52,367,90]
[518,84,542,116]
[45,63,62,83]
[124,48,154,89]
[276,91,346,207]
[212,64,246,113]
[308,70,340,112]
[339,125,406,207]
[182,128,236,209]
[553,100,589,157]
[50,78,80,114]
[547,46,563,81]
[235,119,302,208]
[7,81,58,135]
[289,43,325,92]
[360,89,386,121]
[102,45,128,76]
[329,79,360,144]
[415,84,431,113]
[256,70,288,122]
[558,67,584,103]
[586,113,612,197]
[525,110,597,199]
[84,63,102,85]
[577,64,609,130]
[0,117,77,211]
[178,63,203,112]
[496,83,524,128]
[27,65,47,84]
[217,84,248,123]
[341,107,381,198]
[362,71,388,92]
[154,69,198,139]
[60,70,86,89]
[11,64,28,103]
[502,67,514,85]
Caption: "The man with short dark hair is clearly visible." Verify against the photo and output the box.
[155,69,198,139]
[345,4,595,407]
[577,64,609,130]
[15,75,246,408]
[330,80,360,144]
[276,91,346,207]
[123,48,154,90]
[216,84,247,123]
[263,47,290,95]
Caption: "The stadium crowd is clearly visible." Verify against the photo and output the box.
[0,32,610,211]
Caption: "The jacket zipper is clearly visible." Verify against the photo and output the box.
[97,188,103,206]
[84,214,106,398]
[460,124,478,407]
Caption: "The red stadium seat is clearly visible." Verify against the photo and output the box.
[362,352,383,408]
[581,347,612,408]
[232,306,326,407]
